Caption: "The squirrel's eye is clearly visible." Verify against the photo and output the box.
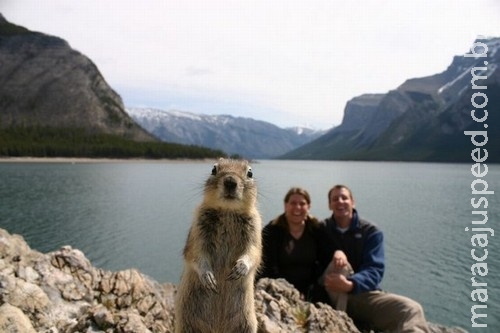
[247,167,253,178]
[211,164,217,176]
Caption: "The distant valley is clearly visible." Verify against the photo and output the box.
[126,108,326,159]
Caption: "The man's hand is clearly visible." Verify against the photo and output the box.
[324,272,354,293]
[333,250,348,270]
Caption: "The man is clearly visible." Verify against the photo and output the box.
[323,184,430,333]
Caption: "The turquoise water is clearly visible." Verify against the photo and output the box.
[0,159,498,330]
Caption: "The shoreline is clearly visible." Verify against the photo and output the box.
[0,157,215,164]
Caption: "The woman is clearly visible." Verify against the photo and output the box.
[258,187,330,301]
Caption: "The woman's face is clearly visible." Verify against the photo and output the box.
[284,193,310,225]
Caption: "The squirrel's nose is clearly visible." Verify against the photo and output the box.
[224,176,237,191]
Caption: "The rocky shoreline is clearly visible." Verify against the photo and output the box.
[0,228,467,333]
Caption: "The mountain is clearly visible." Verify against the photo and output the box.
[0,14,224,159]
[281,37,500,162]
[0,14,153,141]
[126,107,326,159]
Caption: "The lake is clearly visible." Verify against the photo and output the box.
[0,159,498,330]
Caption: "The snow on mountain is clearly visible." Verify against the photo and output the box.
[126,107,326,159]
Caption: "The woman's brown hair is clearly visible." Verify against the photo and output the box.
[272,187,319,227]
[284,187,312,205]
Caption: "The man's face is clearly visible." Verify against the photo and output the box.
[329,187,355,219]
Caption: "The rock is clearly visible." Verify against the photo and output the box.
[256,277,361,332]
[92,304,115,328]
[0,303,37,333]
[0,228,468,333]
[0,274,50,312]
[0,228,175,333]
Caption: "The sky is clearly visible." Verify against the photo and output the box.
[1,0,499,129]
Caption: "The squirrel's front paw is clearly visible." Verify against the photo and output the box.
[227,259,250,280]
[201,271,218,293]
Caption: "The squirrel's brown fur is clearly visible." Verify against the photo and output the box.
[175,158,262,333]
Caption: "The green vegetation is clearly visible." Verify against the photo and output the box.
[0,126,226,159]
[292,304,310,329]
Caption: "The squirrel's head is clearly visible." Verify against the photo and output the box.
[203,158,257,211]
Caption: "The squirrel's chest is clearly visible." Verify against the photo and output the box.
[197,210,254,251]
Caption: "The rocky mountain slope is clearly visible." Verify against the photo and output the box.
[126,107,326,159]
[0,228,468,332]
[0,13,153,141]
[282,37,500,162]
[0,14,227,159]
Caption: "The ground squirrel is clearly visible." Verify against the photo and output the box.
[175,158,262,333]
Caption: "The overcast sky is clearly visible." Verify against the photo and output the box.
[2,0,499,129]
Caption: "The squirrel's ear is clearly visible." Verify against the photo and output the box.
[247,167,253,178]
[211,164,218,175]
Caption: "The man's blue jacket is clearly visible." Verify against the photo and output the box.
[323,209,385,294]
